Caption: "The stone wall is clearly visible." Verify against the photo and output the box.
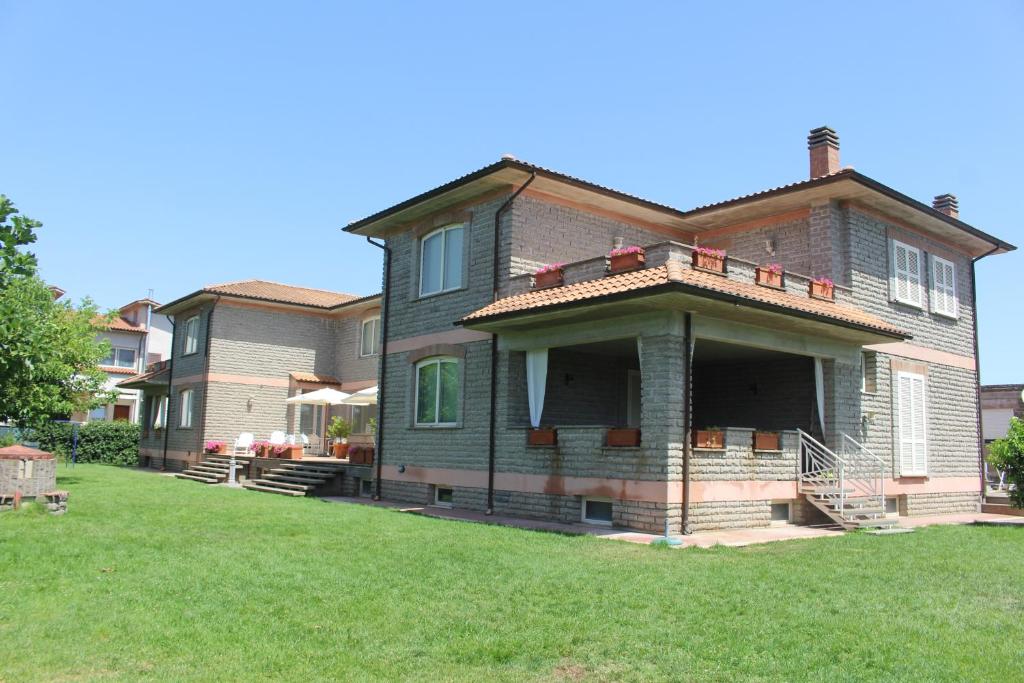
[0,458,56,497]
[690,428,800,482]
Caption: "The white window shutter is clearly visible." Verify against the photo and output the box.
[897,372,927,476]
[892,240,922,307]
[930,255,957,318]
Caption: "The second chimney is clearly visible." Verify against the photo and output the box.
[933,194,959,219]
[808,126,840,178]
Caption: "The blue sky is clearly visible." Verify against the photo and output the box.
[3,2,1021,382]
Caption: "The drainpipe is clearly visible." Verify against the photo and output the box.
[682,312,693,534]
[195,298,219,458]
[161,318,176,471]
[366,237,391,500]
[971,244,1000,503]
[487,173,536,514]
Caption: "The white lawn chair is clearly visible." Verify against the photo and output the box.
[233,432,254,455]
[269,431,287,445]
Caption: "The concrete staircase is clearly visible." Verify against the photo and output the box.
[175,456,238,484]
[799,430,899,531]
[242,461,346,497]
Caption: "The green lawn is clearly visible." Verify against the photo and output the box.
[1,466,1021,682]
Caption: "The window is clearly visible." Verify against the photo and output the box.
[153,396,168,430]
[351,404,378,434]
[360,316,380,356]
[419,224,464,296]
[861,352,877,394]
[770,502,791,524]
[930,254,958,318]
[885,497,900,517]
[582,498,614,525]
[434,487,454,507]
[896,371,927,476]
[179,389,194,428]
[415,357,459,426]
[891,239,923,307]
[101,347,137,368]
[359,479,372,497]
[183,316,200,355]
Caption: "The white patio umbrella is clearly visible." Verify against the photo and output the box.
[337,385,378,406]
[285,388,351,454]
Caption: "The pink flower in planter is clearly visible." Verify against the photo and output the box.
[272,444,288,456]
[694,246,726,258]
[764,263,783,275]
[812,276,834,287]
[534,262,566,275]
[204,440,225,453]
[609,245,644,257]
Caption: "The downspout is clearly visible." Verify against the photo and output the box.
[195,298,219,459]
[161,318,176,471]
[682,312,693,534]
[487,173,536,514]
[366,237,391,500]
[971,244,1000,502]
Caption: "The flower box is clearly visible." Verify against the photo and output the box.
[607,428,641,447]
[203,440,225,455]
[252,442,270,457]
[533,266,565,289]
[692,249,726,274]
[692,429,724,449]
[753,431,780,451]
[527,428,557,446]
[809,279,835,301]
[755,266,783,289]
[273,445,303,460]
[609,248,646,274]
[332,442,349,459]
[363,446,374,466]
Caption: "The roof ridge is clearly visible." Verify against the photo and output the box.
[204,278,359,299]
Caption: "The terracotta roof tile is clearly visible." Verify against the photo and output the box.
[461,261,905,337]
[289,371,341,385]
[117,367,170,387]
[100,365,140,375]
[94,315,147,333]
[203,280,358,309]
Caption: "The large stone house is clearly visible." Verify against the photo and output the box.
[121,280,380,472]
[345,127,1014,533]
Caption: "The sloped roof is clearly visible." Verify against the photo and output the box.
[94,315,147,334]
[203,280,359,308]
[290,371,342,385]
[116,366,170,388]
[460,261,906,338]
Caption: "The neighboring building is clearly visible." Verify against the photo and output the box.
[344,127,1014,533]
[83,298,172,423]
[120,280,380,471]
[981,384,1023,443]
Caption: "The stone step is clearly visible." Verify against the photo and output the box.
[268,468,333,480]
[249,478,314,492]
[175,472,220,484]
[182,469,226,479]
[242,482,306,497]
[847,517,899,529]
[278,464,345,474]
[839,507,885,517]
[192,464,230,473]
[801,486,855,495]
[264,473,327,486]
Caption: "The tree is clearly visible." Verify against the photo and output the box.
[987,416,1024,508]
[0,195,114,428]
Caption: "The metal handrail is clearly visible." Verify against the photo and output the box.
[798,429,885,522]
[839,433,886,513]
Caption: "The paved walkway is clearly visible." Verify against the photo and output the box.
[320,495,1024,548]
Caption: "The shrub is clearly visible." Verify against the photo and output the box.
[988,416,1024,508]
[31,420,140,466]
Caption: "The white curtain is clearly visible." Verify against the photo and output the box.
[813,357,825,435]
[153,396,167,430]
[526,349,549,429]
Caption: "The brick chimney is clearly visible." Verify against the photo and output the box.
[808,126,840,178]
[933,194,959,219]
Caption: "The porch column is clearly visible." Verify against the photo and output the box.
[821,358,861,449]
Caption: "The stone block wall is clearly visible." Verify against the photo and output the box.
[0,458,56,497]
[690,428,799,482]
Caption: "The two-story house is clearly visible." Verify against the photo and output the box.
[345,127,1014,533]
[120,280,380,472]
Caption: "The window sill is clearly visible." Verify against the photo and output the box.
[891,299,924,311]
[931,311,959,321]
[412,424,460,430]
[359,353,379,358]
[415,286,466,302]
[860,390,878,397]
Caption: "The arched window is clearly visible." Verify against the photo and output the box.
[414,357,459,426]
[419,224,464,296]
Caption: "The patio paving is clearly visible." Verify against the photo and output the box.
[320,495,1024,548]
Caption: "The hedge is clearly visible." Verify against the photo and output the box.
[31,421,141,466]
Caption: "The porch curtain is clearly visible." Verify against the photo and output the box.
[526,349,549,429]
[813,357,825,435]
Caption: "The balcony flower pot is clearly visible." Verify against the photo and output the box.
[753,431,780,451]
[527,428,557,446]
[809,278,834,301]
[332,442,349,459]
[203,441,225,455]
[607,427,641,447]
[349,446,363,464]
[693,429,724,449]
[533,264,565,290]
[363,446,374,466]
[692,248,726,274]
[273,445,303,460]
[755,266,783,289]
[609,247,646,274]
[252,442,270,458]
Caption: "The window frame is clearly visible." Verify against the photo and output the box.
[890,239,923,308]
[413,356,460,427]
[929,254,958,319]
[861,351,877,394]
[360,316,380,357]
[179,389,194,429]
[895,370,927,477]
[434,486,454,508]
[102,346,138,369]
[770,501,792,526]
[581,497,614,526]
[418,223,465,297]
[183,316,200,355]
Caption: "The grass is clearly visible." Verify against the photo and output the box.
[1,466,1022,682]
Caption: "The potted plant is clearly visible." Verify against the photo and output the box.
[326,416,352,458]
[251,440,270,457]
[203,440,225,455]
[349,445,362,464]
[692,246,726,273]
[607,427,641,447]
[809,276,834,300]
[273,443,302,460]
[527,427,557,446]
[363,446,375,465]
[755,263,783,288]
[753,431,780,451]
[533,263,566,289]
[608,246,646,274]
[692,426,724,449]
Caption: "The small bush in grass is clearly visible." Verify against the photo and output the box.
[988,416,1024,508]
[31,421,140,466]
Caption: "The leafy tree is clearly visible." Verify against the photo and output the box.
[0,195,114,428]
[987,416,1024,508]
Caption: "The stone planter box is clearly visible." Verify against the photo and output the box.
[609,251,645,274]
[527,428,557,446]
[753,431,780,451]
[606,428,641,447]
[809,280,835,300]
[693,429,724,449]
[755,267,783,288]
[692,250,726,273]
[533,269,564,289]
